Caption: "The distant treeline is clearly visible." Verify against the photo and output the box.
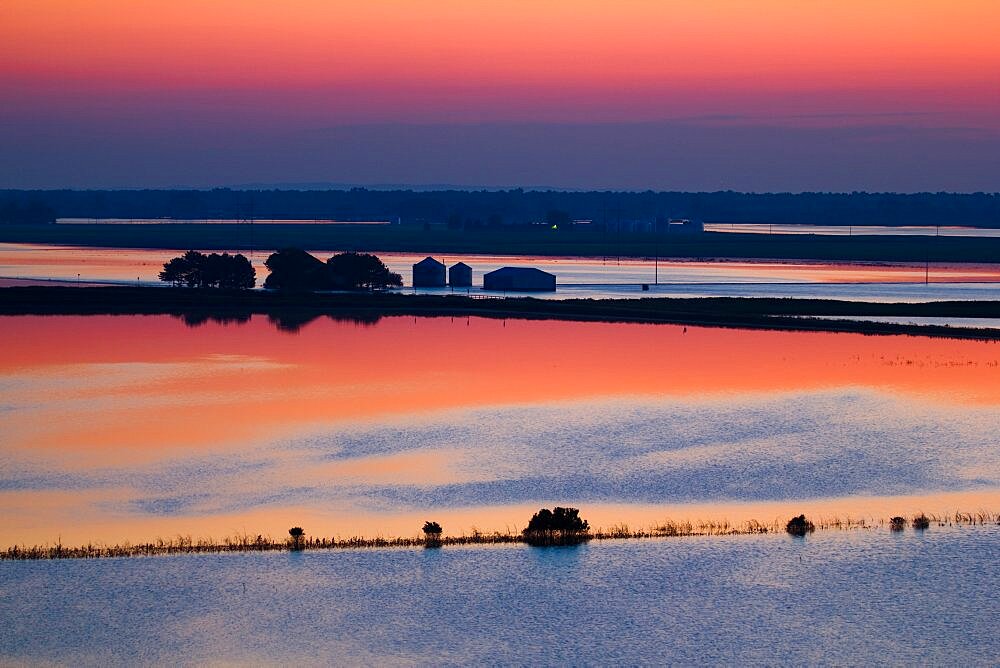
[2,189,999,227]
[0,200,56,225]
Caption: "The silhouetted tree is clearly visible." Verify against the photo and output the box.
[264,248,401,291]
[785,515,815,536]
[326,252,402,290]
[158,250,254,288]
[288,526,305,551]
[422,521,443,548]
[159,251,202,287]
[523,507,591,546]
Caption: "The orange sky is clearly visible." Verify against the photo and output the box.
[3,1,998,109]
[2,1,998,190]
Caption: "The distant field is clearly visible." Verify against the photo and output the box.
[2,223,1000,263]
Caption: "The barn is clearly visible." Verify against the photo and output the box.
[449,262,473,287]
[412,257,446,287]
[483,267,556,292]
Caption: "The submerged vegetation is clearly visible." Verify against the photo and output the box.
[288,527,305,551]
[522,507,592,546]
[785,515,816,536]
[3,511,996,561]
[422,521,443,548]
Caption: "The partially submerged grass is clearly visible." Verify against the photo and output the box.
[3,511,997,561]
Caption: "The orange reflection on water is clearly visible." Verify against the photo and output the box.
[3,489,998,548]
[2,314,999,546]
[3,314,1000,462]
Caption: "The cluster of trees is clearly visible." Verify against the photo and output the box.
[263,249,402,291]
[0,200,56,225]
[522,507,591,546]
[159,250,256,288]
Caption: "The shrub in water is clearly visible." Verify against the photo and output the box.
[889,516,907,531]
[912,514,930,530]
[523,507,592,546]
[422,521,443,548]
[785,515,815,536]
[288,526,305,551]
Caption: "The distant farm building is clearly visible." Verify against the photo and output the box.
[483,267,556,292]
[412,257,446,287]
[449,262,472,287]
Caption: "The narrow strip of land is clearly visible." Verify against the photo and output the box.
[3,511,994,560]
[2,286,1000,338]
[3,224,1000,263]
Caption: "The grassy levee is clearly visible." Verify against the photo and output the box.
[3,511,996,560]
[3,224,1000,262]
[2,286,1000,339]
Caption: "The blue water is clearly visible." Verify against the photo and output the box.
[2,527,997,665]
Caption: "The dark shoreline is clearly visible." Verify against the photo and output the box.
[4,223,1000,263]
[2,286,1000,339]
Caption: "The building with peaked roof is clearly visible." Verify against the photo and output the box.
[449,262,472,287]
[412,257,446,287]
[483,267,556,292]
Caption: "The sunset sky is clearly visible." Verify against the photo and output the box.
[2,1,998,190]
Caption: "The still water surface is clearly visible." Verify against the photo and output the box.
[3,242,1000,301]
[1,528,997,665]
[1,314,997,547]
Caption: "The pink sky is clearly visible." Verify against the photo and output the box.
[1,1,998,189]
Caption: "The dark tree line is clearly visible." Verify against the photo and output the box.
[159,251,255,288]
[263,249,402,291]
[4,188,999,227]
[0,200,56,225]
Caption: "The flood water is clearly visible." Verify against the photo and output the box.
[706,222,1000,237]
[2,314,999,664]
[3,242,1000,302]
[2,314,998,547]
[1,528,997,665]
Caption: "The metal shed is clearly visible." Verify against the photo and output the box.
[412,257,446,287]
[483,267,556,292]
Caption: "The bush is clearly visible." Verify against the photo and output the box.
[327,252,402,290]
[912,514,930,530]
[288,526,305,551]
[785,515,815,536]
[422,521,443,548]
[889,516,907,531]
[523,507,591,546]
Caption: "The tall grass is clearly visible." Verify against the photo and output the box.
[3,510,996,561]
